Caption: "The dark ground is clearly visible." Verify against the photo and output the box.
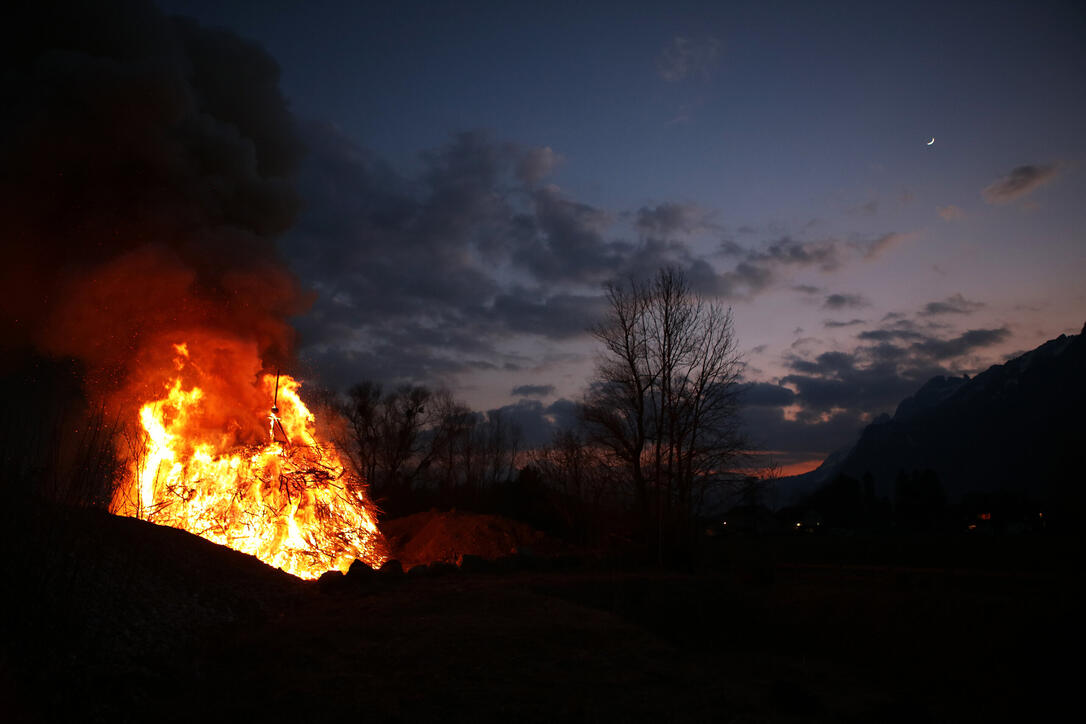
[2,504,1077,723]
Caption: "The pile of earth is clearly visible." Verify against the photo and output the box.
[381,509,568,570]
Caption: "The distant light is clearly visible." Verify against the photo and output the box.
[795,522,801,528]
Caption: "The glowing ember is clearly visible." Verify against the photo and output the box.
[111,343,386,579]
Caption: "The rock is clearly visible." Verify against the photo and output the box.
[345,559,378,585]
[316,570,346,594]
[457,554,491,574]
[427,561,459,577]
[378,559,403,578]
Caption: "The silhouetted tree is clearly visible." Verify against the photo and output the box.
[342,382,435,503]
[340,384,523,513]
[582,266,746,556]
[530,428,618,544]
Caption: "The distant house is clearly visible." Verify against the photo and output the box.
[794,509,823,534]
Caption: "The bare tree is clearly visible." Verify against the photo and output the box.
[426,393,522,505]
[530,428,619,544]
[427,389,477,501]
[342,382,435,499]
[343,382,382,487]
[583,266,746,554]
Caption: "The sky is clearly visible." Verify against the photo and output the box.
[73,1,1086,471]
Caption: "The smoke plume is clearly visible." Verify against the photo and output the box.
[1,1,308,421]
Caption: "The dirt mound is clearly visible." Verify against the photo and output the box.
[382,510,562,570]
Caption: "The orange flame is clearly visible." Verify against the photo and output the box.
[111,343,386,579]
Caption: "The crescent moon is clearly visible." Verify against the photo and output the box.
[927,137,935,145]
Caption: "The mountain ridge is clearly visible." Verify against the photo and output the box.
[778,324,1086,505]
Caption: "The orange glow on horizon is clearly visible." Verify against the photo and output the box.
[741,450,826,478]
[777,458,825,477]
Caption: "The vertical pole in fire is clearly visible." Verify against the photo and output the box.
[270,369,291,447]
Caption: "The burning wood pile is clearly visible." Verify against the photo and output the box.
[111,343,387,580]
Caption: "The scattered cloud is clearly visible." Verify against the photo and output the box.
[824,318,866,328]
[516,146,563,187]
[937,204,965,221]
[657,36,721,82]
[716,231,910,301]
[919,293,984,316]
[512,384,555,397]
[743,315,1018,458]
[823,293,869,310]
[909,327,1010,359]
[487,398,580,447]
[855,231,912,259]
[634,202,713,237]
[846,199,879,216]
[857,328,926,343]
[289,127,798,391]
[982,164,1060,204]
[740,382,796,407]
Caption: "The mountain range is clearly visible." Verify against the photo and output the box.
[779,323,1086,506]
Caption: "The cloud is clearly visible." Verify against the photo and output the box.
[516,146,562,187]
[717,231,911,300]
[824,319,866,328]
[937,204,965,221]
[487,398,580,447]
[857,328,926,342]
[512,384,555,397]
[635,202,712,237]
[982,164,1059,204]
[657,36,721,82]
[492,292,608,338]
[855,231,911,259]
[284,126,741,391]
[823,293,869,310]
[919,293,984,316]
[909,327,1010,359]
[846,199,879,216]
[512,185,622,283]
[760,316,1016,457]
[741,404,870,462]
[752,236,843,270]
[739,382,796,407]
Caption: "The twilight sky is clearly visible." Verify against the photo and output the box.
[155,0,1084,472]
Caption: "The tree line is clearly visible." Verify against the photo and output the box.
[324,267,750,560]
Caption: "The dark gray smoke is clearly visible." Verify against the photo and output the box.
[0,0,307,390]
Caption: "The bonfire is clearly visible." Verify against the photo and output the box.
[111,342,386,579]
